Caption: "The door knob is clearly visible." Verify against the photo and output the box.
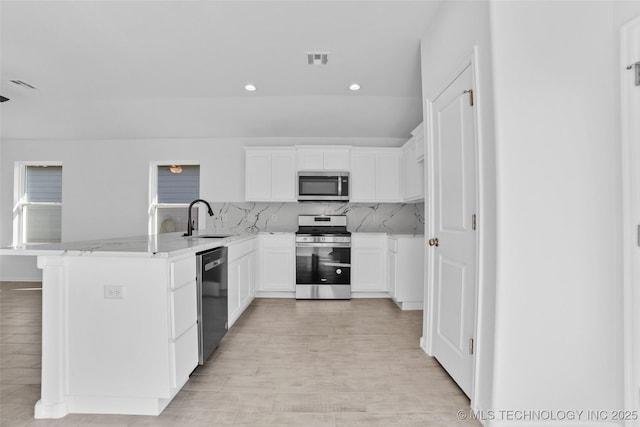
[428,238,439,247]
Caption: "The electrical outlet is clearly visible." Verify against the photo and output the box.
[104,285,124,299]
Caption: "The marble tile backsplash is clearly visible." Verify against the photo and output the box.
[203,202,424,235]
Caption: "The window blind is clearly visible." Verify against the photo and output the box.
[26,166,62,202]
[23,165,62,243]
[157,165,199,204]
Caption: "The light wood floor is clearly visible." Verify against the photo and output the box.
[0,281,480,426]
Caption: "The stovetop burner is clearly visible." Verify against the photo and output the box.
[296,215,350,243]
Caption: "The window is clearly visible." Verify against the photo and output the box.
[14,163,63,245]
[149,163,200,234]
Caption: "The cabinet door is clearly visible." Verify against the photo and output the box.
[249,250,258,297]
[400,146,410,200]
[375,151,401,201]
[323,149,350,170]
[271,150,296,201]
[350,151,376,202]
[260,234,295,292]
[238,255,251,307]
[387,237,398,297]
[228,259,241,322]
[413,122,425,161]
[245,151,271,201]
[298,150,324,170]
[351,235,386,292]
[395,238,425,302]
[352,249,386,291]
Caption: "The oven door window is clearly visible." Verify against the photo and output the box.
[296,246,350,285]
[299,177,339,197]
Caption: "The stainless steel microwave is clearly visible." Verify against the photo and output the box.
[297,171,349,202]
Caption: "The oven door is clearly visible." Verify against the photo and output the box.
[296,243,351,285]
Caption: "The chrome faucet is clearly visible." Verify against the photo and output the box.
[183,199,214,237]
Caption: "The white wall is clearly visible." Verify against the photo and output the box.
[0,136,405,280]
[490,0,623,423]
[420,0,498,414]
[421,1,628,424]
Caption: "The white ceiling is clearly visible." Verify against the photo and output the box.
[0,1,441,141]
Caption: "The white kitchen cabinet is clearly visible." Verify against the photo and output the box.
[297,147,350,171]
[351,234,387,293]
[258,233,295,294]
[375,150,401,201]
[58,253,198,416]
[387,236,398,298]
[245,148,296,202]
[412,122,425,162]
[227,238,258,327]
[350,148,401,202]
[350,150,376,201]
[391,235,424,310]
[401,137,424,202]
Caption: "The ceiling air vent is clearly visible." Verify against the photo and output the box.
[307,52,329,65]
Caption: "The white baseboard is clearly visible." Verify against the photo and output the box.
[0,275,43,282]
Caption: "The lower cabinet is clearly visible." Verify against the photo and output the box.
[227,238,258,327]
[259,233,295,293]
[351,234,387,293]
[390,236,424,310]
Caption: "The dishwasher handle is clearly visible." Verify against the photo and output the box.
[204,258,223,271]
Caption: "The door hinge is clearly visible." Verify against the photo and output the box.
[627,62,640,86]
[637,224,640,247]
[463,89,474,106]
[469,338,475,355]
[472,214,477,231]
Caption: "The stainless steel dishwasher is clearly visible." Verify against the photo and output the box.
[196,247,228,365]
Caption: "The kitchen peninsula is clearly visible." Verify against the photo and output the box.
[1,227,423,419]
[0,232,252,419]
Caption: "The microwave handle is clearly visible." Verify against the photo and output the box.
[338,176,342,196]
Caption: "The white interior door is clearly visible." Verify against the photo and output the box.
[621,15,640,427]
[428,64,478,397]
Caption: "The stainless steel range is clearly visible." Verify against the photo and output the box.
[295,215,351,299]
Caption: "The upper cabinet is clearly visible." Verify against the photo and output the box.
[297,147,350,171]
[412,122,425,162]
[401,139,424,202]
[400,122,425,202]
[245,148,296,202]
[244,135,422,203]
[350,148,402,203]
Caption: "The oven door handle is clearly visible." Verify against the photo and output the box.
[295,242,352,248]
[323,262,351,268]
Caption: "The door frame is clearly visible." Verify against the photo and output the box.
[621,15,640,427]
[422,47,483,405]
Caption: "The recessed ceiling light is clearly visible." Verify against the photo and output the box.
[245,84,257,92]
[349,83,361,91]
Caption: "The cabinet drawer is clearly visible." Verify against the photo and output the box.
[170,256,196,289]
[260,234,294,248]
[352,235,386,249]
[170,281,197,339]
[228,238,257,263]
[170,323,198,389]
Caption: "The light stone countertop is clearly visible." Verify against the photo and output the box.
[0,231,257,258]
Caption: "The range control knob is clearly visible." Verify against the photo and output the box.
[336,269,342,275]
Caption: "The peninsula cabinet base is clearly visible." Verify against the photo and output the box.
[35,393,177,418]
[35,253,198,419]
